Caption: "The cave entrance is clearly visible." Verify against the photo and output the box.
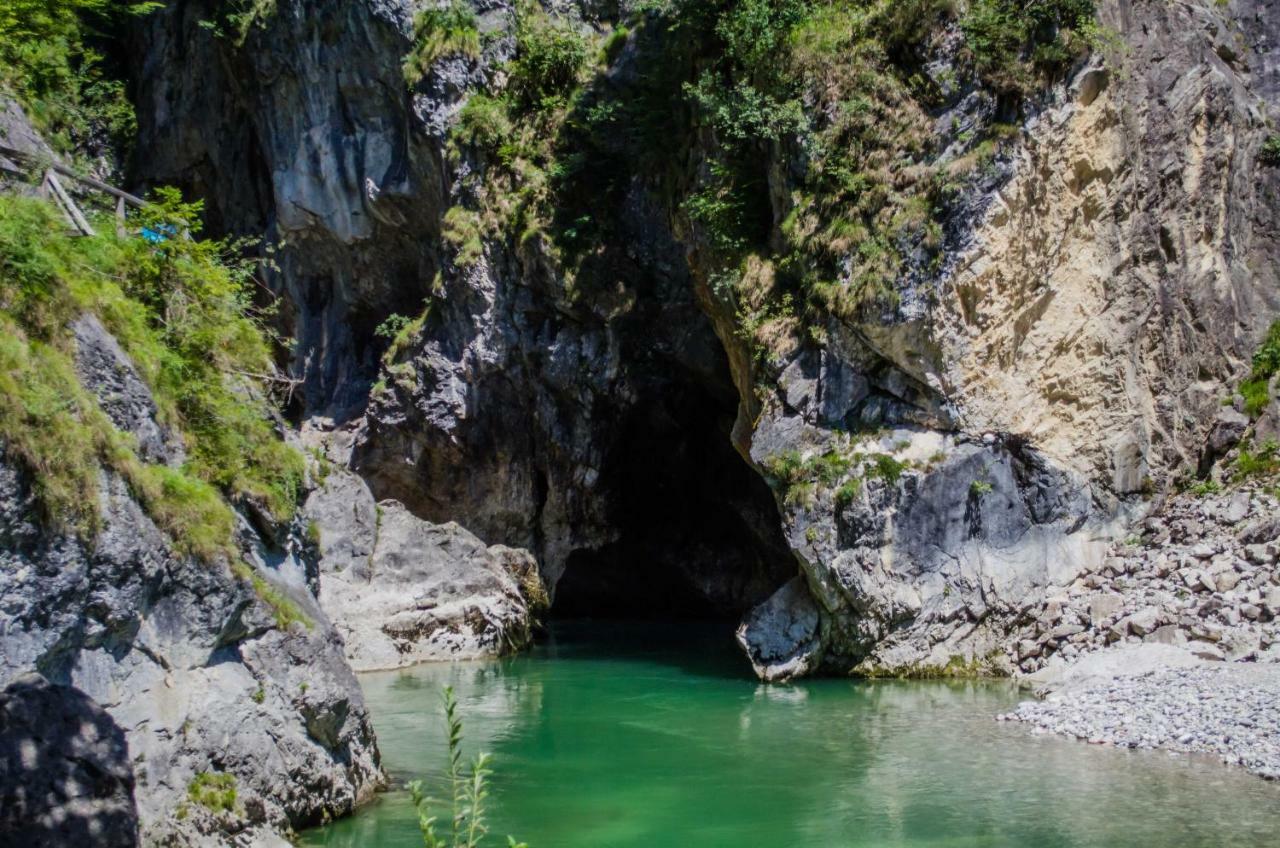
[550,340,795,623]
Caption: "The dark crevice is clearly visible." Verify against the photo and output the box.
[551,330,795,622]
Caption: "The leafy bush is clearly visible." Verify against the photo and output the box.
[509,3,589,110]
[1235,439,1280,482]
[1260,134,1280,166]
[1241,321,1280,417]
[187,771,237,813]
[404,0,482,85]
[0,0,155,158]
[960,0,1097,92]
[865,453,909,485]
[409,686,528,848]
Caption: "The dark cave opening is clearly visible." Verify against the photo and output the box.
[550,346,796,623]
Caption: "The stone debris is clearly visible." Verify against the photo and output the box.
[1003,662,1280,781]
[1009,486,1280,675]
[1005,485,1280,779]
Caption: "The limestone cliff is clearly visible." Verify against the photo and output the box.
[126,0,1280,683]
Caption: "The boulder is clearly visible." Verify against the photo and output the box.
[737,578,822,683]
[308,469,547,671]
[0,675,138,848]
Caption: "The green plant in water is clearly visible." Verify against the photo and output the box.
[409,686,528,848]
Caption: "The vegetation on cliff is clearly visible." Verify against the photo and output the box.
[0,0,154,161]
[424,0,1099,378]
[0,192,304,552]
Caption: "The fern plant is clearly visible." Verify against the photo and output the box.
[408,687,529,848]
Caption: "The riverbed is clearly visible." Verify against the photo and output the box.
[303,622,1280,848]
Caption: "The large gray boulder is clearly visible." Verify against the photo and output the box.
[0,674,139,848]
[306,467,547,671]
[736,578,822,683]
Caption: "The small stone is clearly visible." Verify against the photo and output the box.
[1124,607,1162,637]
[1216,571,1242,593]
[1089,592,1124,626]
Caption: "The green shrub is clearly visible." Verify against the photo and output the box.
[834,478,862,507]
[187,771,237,814]
[970,480,993,496]
[1235,440,1280,482]
[0,0,154,158]
[960,0,1097,92]
[409,687,528,848]
[509,2,590,109]
[865,453,909,485]
[403,0,481,85]
[1241,321,1280,417]
[1261,135,1280,166]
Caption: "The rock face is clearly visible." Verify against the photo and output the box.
[725,0,1280,675]
[304,464,547,671]
[126,0,1280,680]
[0,674,139,848]
[132,0,444,418]
[0,312,381,844]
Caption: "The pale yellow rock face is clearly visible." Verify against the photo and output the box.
[937,0,1280,493]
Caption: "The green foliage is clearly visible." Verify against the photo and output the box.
[1189,478,1221,497]
[375,313,413,341]
[1234,439,1280,482]
[0,0,157,158]
[865,453,909,485]
[0,191,303,559]
[834,477,862,507]
[197,0,277,47]
[1263,135,1280,166]
[404,1,482,85]
[187,771,237,814]
[970,479,993,496]
[409,687,528,848]
[250,684,265,704]
[1241,321,1280,417]
[508,2,590,110]
[305,518,322,548]
[959,0,1097,92]
[453,94,515,154]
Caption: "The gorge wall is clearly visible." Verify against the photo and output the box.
[3,0,1280,843]
[129,0,1280,678]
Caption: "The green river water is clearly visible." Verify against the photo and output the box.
[303,622,1280,848]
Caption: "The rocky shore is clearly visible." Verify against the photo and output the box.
[1004,484,1280,779]
[1006,649,1280,780]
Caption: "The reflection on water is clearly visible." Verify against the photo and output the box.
[303,622,1280,848]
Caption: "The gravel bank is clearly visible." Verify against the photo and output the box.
[1005,650,1280,779]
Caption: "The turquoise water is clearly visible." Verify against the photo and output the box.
[304,622,1280,848]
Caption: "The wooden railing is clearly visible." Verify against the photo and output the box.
[0,142,148,237]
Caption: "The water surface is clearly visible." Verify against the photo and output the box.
[304,622,1280,848]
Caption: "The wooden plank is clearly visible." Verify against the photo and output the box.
[0,143,147,208]
[44,170,96,237]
